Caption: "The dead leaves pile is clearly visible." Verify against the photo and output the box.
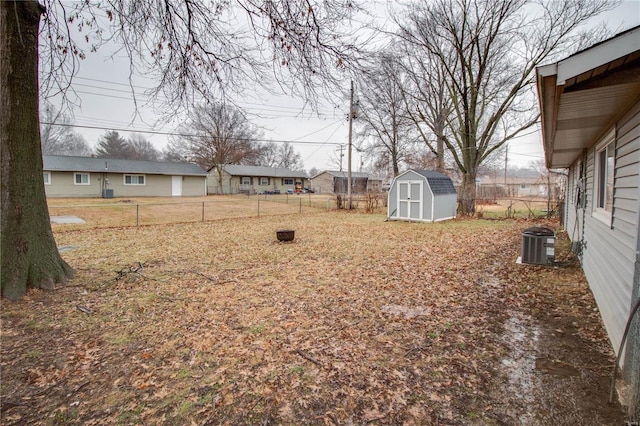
[0,213,617,424]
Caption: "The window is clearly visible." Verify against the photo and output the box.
[260,177,269,186]
[43,172,51,185]
[593,129,615,223]
[241,177,251,185]
[283,178,294,185]
[575,159,586,209]
[74,173,90,185]
[520,184,529,189]
[597,145,614,211]
[124,174,145,185]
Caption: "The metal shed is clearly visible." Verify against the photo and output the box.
[387,169,457,222]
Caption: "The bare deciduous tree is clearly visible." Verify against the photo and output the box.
[128,134,160,161]
[356,52,417,177]
[253,142,279,168]
[172,103,262,193]
[398,44,451,174]
[276,141,304,171]
[1,0,363,299]
[40,103,93,156]
[395,0,616,215]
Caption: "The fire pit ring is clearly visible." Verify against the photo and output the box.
[276,229,295,242]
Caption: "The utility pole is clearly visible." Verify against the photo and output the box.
[347,80,354,209]
[504,144,509,197]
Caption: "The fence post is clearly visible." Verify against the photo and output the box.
[299,198,302,214]
[136,204,139,226]
[202,202,205,222]
[258,199,260,217]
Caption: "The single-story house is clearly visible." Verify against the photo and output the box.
[310,170,384,194]
[387,169,457,222]
[43,155,208,197]
[476,175,562,198]
[536,25,640,417]
[207,165,309,195]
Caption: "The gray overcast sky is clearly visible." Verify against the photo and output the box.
[44,1,640,172]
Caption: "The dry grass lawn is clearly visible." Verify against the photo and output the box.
[0,210,625,425]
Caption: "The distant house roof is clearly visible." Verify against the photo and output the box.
[312,170,383,180]
[43,155,208,176]
[478,176,545,186]
[219,164,308,178]
[410,170,457,195]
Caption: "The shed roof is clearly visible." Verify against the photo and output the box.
[220,164,307,178]
[402,169,457,195]
[43,155,208,176]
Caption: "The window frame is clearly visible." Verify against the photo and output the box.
[241,176,251,185]
[592,129,615,225]
[124,174,146,185]
[43,171,51,185]
[74,173,90,185]
[283,178,294,185]
[259,177,269,186]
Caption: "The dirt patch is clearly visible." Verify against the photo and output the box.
[490,311,623,425]
[0,214,629,424]
[476,248,627,425]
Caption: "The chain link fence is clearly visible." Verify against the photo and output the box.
[49,195,337,230]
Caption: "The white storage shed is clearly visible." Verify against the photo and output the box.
[387,169,457,222]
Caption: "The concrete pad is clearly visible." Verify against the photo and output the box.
[50,215,86,224]
[58,246,80,253]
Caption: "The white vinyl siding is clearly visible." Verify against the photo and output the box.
[579,102,639,361]
[74,173,90,185]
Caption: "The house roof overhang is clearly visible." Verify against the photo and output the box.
[536,26,640,169]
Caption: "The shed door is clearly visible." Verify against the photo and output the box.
[398,181,422,220]
[172,176,182,196]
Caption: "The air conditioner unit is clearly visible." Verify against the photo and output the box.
[521,227,555,265]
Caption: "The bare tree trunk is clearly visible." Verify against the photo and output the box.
[436,137,445,173]
[1,0,73,300]
[216,165,224,194]
[391,147,399,176]
[459,171,477,215]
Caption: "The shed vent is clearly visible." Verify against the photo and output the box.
[521,227,555,265]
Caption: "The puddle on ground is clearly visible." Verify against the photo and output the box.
[534,357,580,377]
[495,311,627,425]
[500,313,541,424]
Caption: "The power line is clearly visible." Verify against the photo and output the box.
[42,122,343,146]
[71,89,333,119]
[304,122,345,162]
[71,76,342,116]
